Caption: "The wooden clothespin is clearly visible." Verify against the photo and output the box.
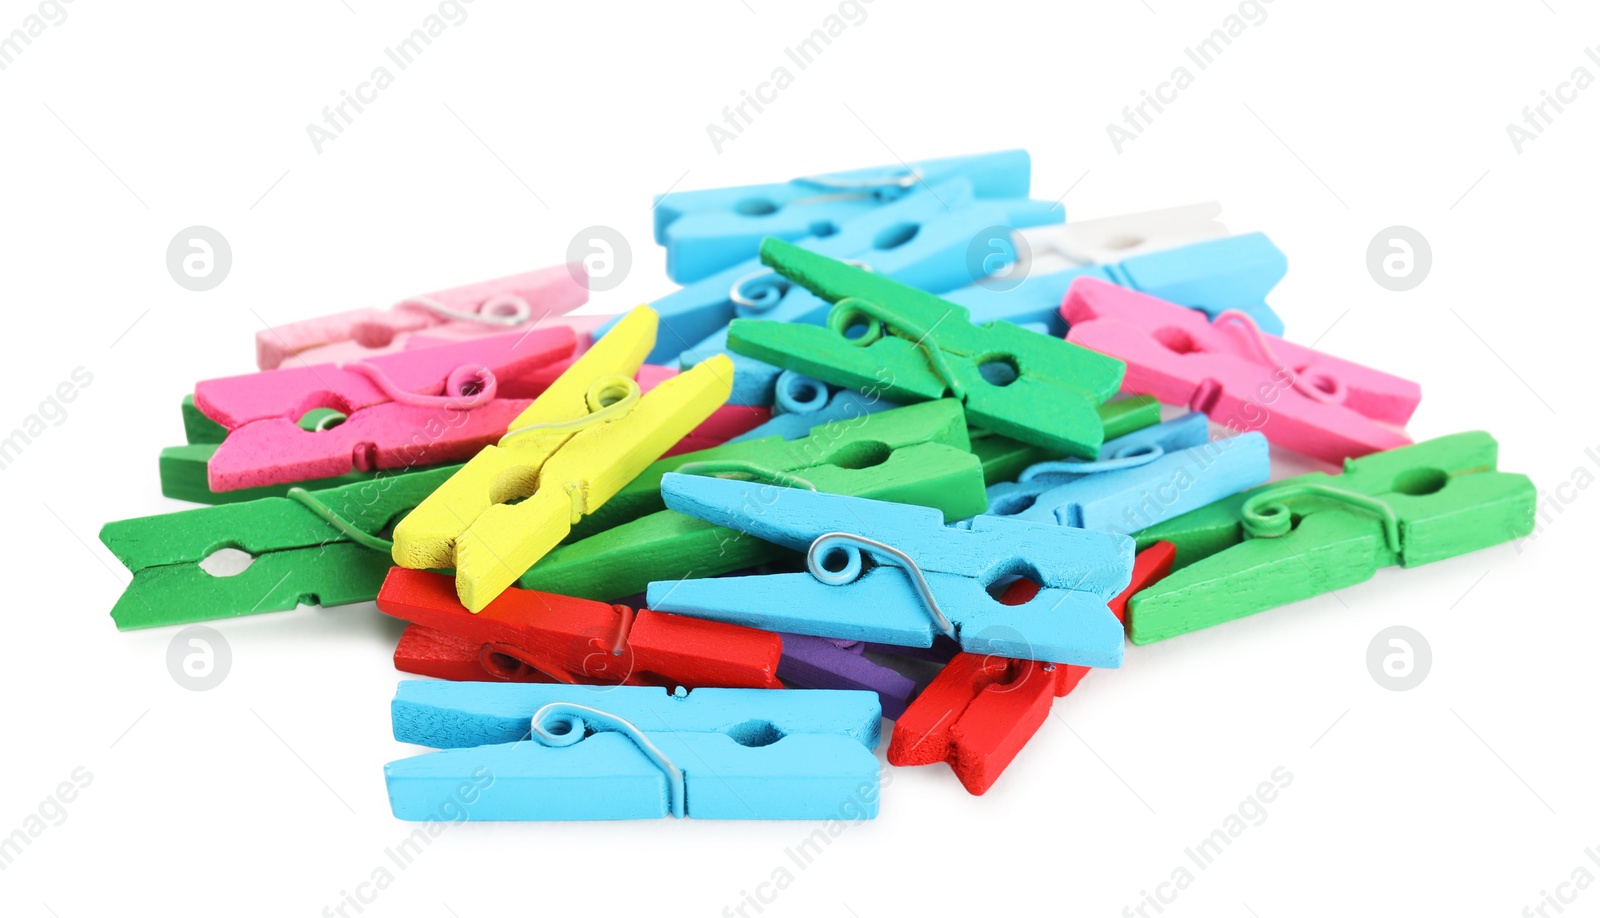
[377,568,782,689]
[386,681,883,820]
[196,327,576,491]
[653,149,1034,282]
[974,413,1271,535]
[1063,276,1421,463]
[255,264,589,369]
[968,395,1165,488]
[646,473,1134,667]
[889,543,1176,793]
[727,238,1126,458]
[517,399,989,601]
[391,307,733,612]
[1127,432,1536,643]
[602,178,1063,373]
[99,465,461,629]
[777,634,919,720]
[160,397,382,504]
[948,227,1288,336]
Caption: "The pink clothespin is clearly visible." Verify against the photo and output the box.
[1062,277,1420,462]
[199,328,576,490]
[255,265,589,369]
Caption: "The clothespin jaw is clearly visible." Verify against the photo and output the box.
[385,681,883,820]
[888,541,1179,795]
[198,328,578,491]
[969,396,1164,486]
[980,421,1272,536]
[391,306,733,612]
[377,567,783,688]
[1063,276,1420,463]
[1126,432,1536,643]
[518,400,990,602]
[100,465,462,629]
[728,238,1126,458]
[652,149,1034,283]
[645,473,1134,666]
[254,264,589,369]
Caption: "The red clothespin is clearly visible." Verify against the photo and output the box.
[377,568,783,689]
[887,542,1176,794]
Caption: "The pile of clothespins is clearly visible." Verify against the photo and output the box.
[101,150,1536,821]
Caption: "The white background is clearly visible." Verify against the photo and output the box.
[2,1,1596,916]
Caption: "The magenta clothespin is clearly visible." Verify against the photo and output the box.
[1062,277,1420,463]
[198,327,576,491]
[255,264,589,369]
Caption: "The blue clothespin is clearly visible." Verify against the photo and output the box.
[645,473,1133,667]
[606,179,1065,372]
[603,179,984,363]
[385,681,883,821]
[975,414,1271,534]
[946,232,1289,336]
[726,371,898,442]
[653,149,1033,283]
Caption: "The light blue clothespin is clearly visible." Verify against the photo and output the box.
[674,189,1065,403]
[974,414,1271,534]
[946,232,1288,336]
[385,681,883,821]
[726,370,898,442]
[602,179,989,363]
[653,149,1033,283]
[645,474,1133,667]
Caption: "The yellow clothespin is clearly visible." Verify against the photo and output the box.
[392,306,734,611]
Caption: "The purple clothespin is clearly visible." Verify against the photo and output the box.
[778,633,918,720]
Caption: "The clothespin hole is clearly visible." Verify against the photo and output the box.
[807,220,839,238]
[825,439,891,470]
[198,547,255,578]
[1103,233,1145,251]
[350,323,397,349]
[735,198,779,216]
[1153,327,1201,355]
[726,720,785,748]
[1300,371,1346,402]
[977,356,1019,387]
[871,222,920,251]
[988,492,1039,517]
[1392,467,1449,496]
[296,409,347,432]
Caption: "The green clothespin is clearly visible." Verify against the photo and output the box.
[727,237,1127,459]
[161,396,381,504]
[970,395,1162,486]
[1127,431,1536,644]
[101,465,461,629]
[517,399,989,600]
